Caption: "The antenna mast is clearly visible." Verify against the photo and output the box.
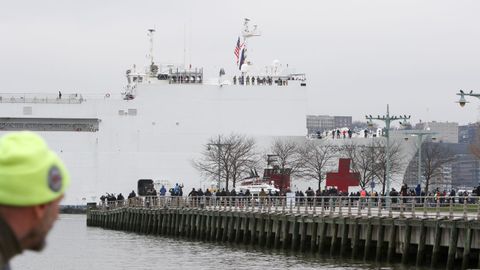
[147,28,155,64]
[239,18,261,71]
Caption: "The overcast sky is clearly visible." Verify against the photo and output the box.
[1,0,480,125]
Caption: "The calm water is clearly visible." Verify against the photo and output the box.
[12,215,419,270]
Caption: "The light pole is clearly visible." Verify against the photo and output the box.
[207,135,232,190]
[403,130,437,188]
[456,89,480,107]
[366,104,411,196]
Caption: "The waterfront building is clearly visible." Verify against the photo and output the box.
[458,122,479,144]
[415,121,459,143]
[403,142,480,192]
[306,115,352,134]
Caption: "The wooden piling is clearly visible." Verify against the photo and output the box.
[282,216,290,249]
[446,220,459,270]
[330,219,339,256]
[340,217,349,257]
[364,219,373,260]
[265,215,273,248]
[272,217,279,248]
[431,219,442,268]
[401,219,412,265]
[462,223,472,270]
[351,218,360,259]
[386,219,396,263]
[291,216,299,250]
[318,218,327,254]
[375,218,385,262]
[416,220,427,266]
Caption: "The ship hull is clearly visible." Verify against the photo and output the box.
[0,83,307,204]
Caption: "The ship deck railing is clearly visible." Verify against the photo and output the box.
[0,93,85,104]
[95,195,480,220]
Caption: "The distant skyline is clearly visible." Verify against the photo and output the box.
[1,0,480,125]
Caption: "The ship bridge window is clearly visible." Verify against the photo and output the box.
[157,74,169,80]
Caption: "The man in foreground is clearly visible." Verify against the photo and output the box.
[0,131,70,269]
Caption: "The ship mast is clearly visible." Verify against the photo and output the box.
[239,18,261,71]
[147,28,155,65]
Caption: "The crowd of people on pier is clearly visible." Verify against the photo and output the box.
[99,181,480,209]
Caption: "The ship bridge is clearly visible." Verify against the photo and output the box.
[126,64,203,85]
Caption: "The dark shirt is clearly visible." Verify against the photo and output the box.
[0,215,22,269]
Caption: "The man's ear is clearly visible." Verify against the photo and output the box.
[31,204,48,220]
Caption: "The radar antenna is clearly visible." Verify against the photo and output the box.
[242,18,261,39]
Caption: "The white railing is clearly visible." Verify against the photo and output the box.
[0,93,85,104]
[97,195,480,220]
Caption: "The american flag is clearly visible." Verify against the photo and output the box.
[234,37,241,64]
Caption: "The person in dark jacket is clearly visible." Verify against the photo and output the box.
[128,190,136,199]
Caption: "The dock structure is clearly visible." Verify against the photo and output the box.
[87,196,480,269]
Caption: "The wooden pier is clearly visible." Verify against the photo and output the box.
[87,196,480,269]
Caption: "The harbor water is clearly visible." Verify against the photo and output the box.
[12,214,420,270]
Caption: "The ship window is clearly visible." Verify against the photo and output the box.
[157,74,168,80]
[128,109,137,116]
[118,110,125,116]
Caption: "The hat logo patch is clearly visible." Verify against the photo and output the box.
[48,166,62,192]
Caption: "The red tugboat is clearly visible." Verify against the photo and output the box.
[238,155,292,194]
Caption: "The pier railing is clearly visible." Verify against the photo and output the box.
[98,195,480,220]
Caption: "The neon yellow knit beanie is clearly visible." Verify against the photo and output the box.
[0,131,70,206]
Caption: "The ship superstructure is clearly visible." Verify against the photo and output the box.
[0,19,308,204]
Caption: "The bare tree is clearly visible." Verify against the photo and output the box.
[371,140,405,195]
[193,134,259,190]
[421,142,456,194]
[341,141,376,189]
[298,141,337,190]
[226,134,259,188]
[269,138,304,177]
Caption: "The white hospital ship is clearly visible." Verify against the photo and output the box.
[0,19,307,204]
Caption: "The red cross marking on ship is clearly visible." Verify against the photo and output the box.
[326,158,360,193]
